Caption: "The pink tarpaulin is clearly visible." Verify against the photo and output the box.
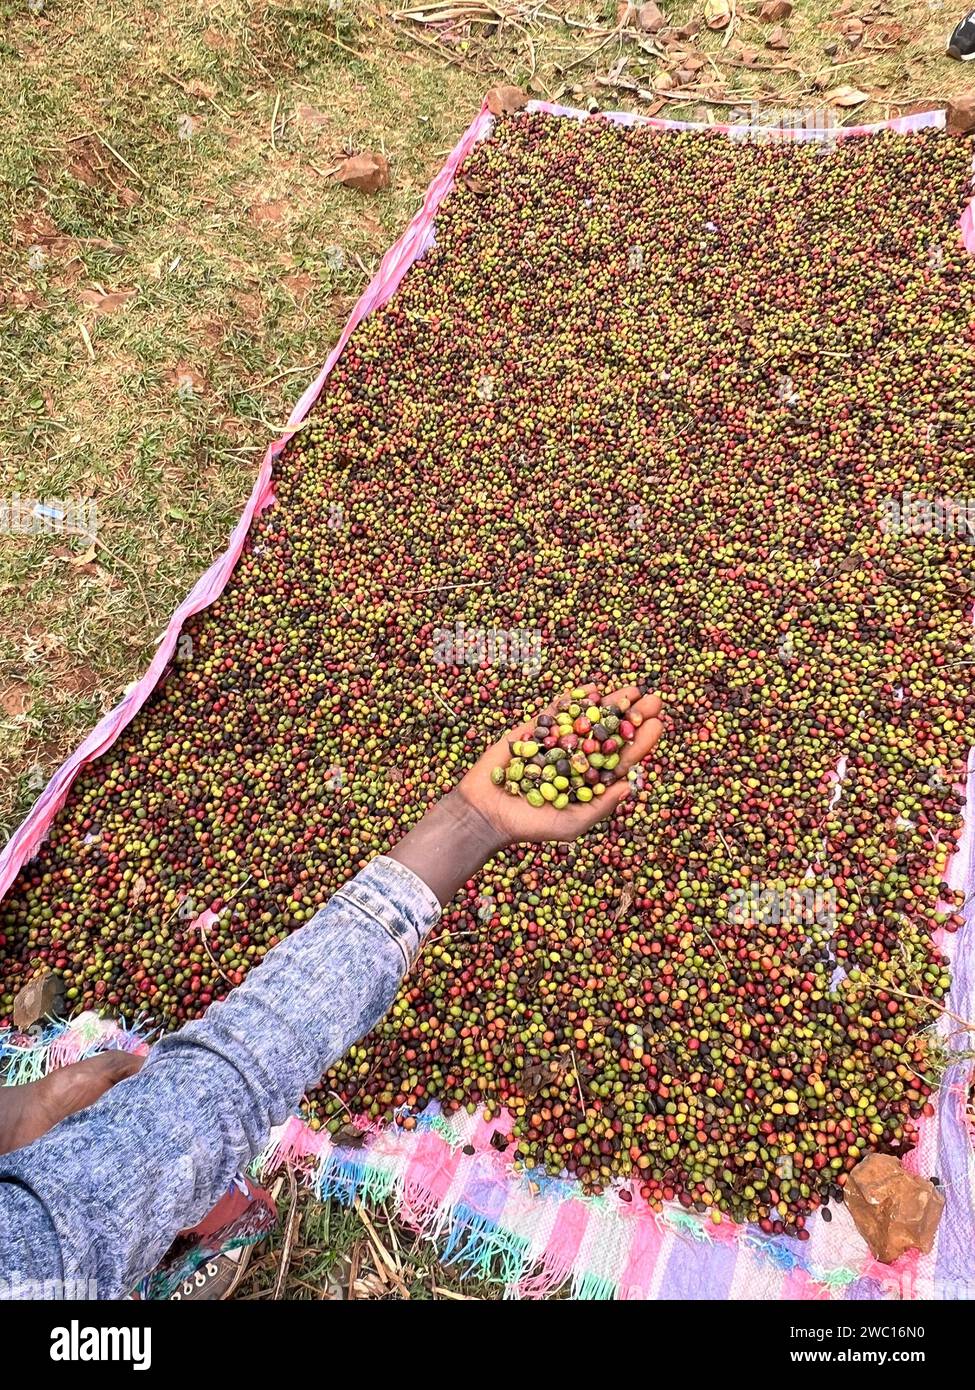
[2,100,974,1300]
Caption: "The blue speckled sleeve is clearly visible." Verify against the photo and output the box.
[0,855,441,1299]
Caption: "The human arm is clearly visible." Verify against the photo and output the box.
[0,684,662,1299]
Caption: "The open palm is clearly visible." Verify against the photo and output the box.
[460,684,664,846]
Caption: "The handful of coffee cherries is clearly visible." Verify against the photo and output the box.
[491,689,642,809]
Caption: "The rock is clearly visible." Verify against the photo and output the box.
[333,153,390,194]
[637,2,665,32]
[766,24,790,49]
[485,85,529,117]
[13,972,64,1030]
[760,0,792,17]
[947,93,975,135]
[846,1153,945,1264]
[293,103,329,134]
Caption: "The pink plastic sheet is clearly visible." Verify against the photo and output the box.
[1,101,973,1297]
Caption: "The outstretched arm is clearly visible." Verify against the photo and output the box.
[0,686,662,1299]
[0,854,441,1299]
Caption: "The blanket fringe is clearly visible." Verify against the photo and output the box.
[2,1012,968,1300]
[0,1011,148,1086]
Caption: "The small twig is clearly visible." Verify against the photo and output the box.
[722,0,738,50]
[353,1199,410,1295]
[400,578,496,596]
[431,688,459,719]
[381,1202,404,1273]
[569,1047,587,1114]
[256,364,316,390]
[77,321,95,363]
[270,92,281,151]
[716,829,737,862]
[91,536,154,624]
[701,921,731,972]
[852,981,975,1035]
[160,71,234,120]
[93,132,143,184]
[347,1241,361,1300]
[198,920,234,986]
[273,1169,300,1300]
[327,1088,356,1120]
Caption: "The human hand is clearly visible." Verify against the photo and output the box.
[0,1050,144,1156]
[458,683,664,846]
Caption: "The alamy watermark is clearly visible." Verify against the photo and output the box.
[0,493,97,538]
[0,1273,98,1300]
[727,103,840,149]
[50,1319,151,1371]
[879,491,975,541]
[727,880,837,928]
[433,621,542,674]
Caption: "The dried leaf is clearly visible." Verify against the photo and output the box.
[248,198,289,225]
[171,365,206,394]
[294,103,329,133]
[827,84,870,106]
[704,0,732,29]
[68,543,99,567]
[334,1123,369,1149]
[281,272,313,302]
[78,288,136,315]
[519,1063,548,1098]
[352,1271,387,1300]
[13,973,64,1030]
[0,682,31,718]
[333,152,390,194]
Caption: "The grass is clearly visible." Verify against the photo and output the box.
[0,0,971,1298]
[238,1178,503,1300]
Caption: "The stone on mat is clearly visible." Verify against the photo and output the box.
[13,971,64,1030]
[946,93,975,135]
[486,85,529,116]
[845,1153,944,1264]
